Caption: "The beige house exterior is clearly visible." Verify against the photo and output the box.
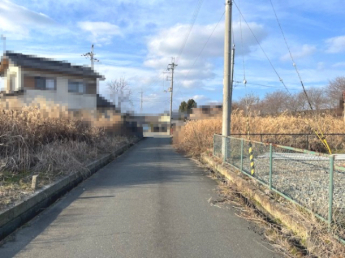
[0,51,106,111]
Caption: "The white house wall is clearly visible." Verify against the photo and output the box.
[21,69,97,110]
[4,63,21,93]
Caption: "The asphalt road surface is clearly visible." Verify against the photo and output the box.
[0,136,281,258]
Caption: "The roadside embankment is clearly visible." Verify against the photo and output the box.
[173,116,345,257]
[0,102,141,212]
[200,152,345,257]
[0,102,143,240]
[0,138,141,241]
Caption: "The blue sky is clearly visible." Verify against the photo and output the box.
[1,0,345,114]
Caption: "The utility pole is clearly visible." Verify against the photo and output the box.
[162,71,169,91]
[222,0,234,157]
[140,90,143,113]
[82,44,99,70]
[1,35,6,54]
[167,58,177,135]
[343,91,345,123]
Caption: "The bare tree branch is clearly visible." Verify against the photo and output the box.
[107,78,132,112]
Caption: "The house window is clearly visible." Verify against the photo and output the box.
[34,77,56,90]
[35,77,45,90]
[68,81,85,94]
[46,78,56,90]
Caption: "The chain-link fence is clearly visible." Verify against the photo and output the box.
[333,166,345,239]
[213,134,345,240]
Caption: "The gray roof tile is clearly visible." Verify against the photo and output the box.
[3,51,104,79]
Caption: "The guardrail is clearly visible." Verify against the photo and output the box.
[213,134,345,242]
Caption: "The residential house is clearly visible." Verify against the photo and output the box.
[189,105,222,120]
[0,51,107,111]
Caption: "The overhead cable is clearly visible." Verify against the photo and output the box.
[176,0,205,64]
[233,0,291,95]
[269,0,312,109]
[173,11,225,99]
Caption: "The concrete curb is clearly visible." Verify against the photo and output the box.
[200,153,310,240]
[0,138,141,241]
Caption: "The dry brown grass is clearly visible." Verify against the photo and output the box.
[224,184,345,257]
[208,163,345,257]
[177,110,345,256]
[173,110,345,156]
[0,101,135,211]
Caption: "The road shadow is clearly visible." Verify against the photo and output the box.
[0,136,209,257]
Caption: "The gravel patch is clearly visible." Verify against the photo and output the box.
[224,152,345,225]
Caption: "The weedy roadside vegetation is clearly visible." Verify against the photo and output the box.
[0,102,134,211]
[215,176,345,258]
[173,111,345,257]
[173,110,345,156]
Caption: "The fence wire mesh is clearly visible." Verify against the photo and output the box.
[242,139,270,185]
[213,134,344,238]
[213,134,222,158]
[271,145,330,220]
[333,166,345,239]
[224,137,242,169]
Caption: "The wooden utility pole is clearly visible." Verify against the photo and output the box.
[222,0,234,157]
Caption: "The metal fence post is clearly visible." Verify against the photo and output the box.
[269,143,273,191]
[240,138,244,173]
[328,155,335,231]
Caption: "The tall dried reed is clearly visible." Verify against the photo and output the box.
[0,101,133,209]
[173,110,345,156]
[0,105,103,173]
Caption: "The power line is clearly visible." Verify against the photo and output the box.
[269,0,313,109]
[176,0,205,64]
[131,99,170,103]
[189,11,225,72]
[233,0,291,95]
[173,10,225,99]
[233,80,300,90]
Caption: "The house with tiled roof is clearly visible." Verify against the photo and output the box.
[0,51,112,110]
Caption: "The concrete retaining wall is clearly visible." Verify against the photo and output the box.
[0,140,140,241]
[200,153,310,240]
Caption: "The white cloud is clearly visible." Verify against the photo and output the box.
[317,62,325,71]
[144,21,267,92]
[78,21,122,45]
[0,0,55,39]
[192,94,210,103]
[281,44,316,61]
[146,21,267,62]
[287,0,345,14]
[326,35,345,53]
[332,62,345,68]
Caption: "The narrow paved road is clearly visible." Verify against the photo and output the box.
[0,136,280,258]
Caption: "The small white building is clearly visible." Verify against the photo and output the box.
[0,51,106,110]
